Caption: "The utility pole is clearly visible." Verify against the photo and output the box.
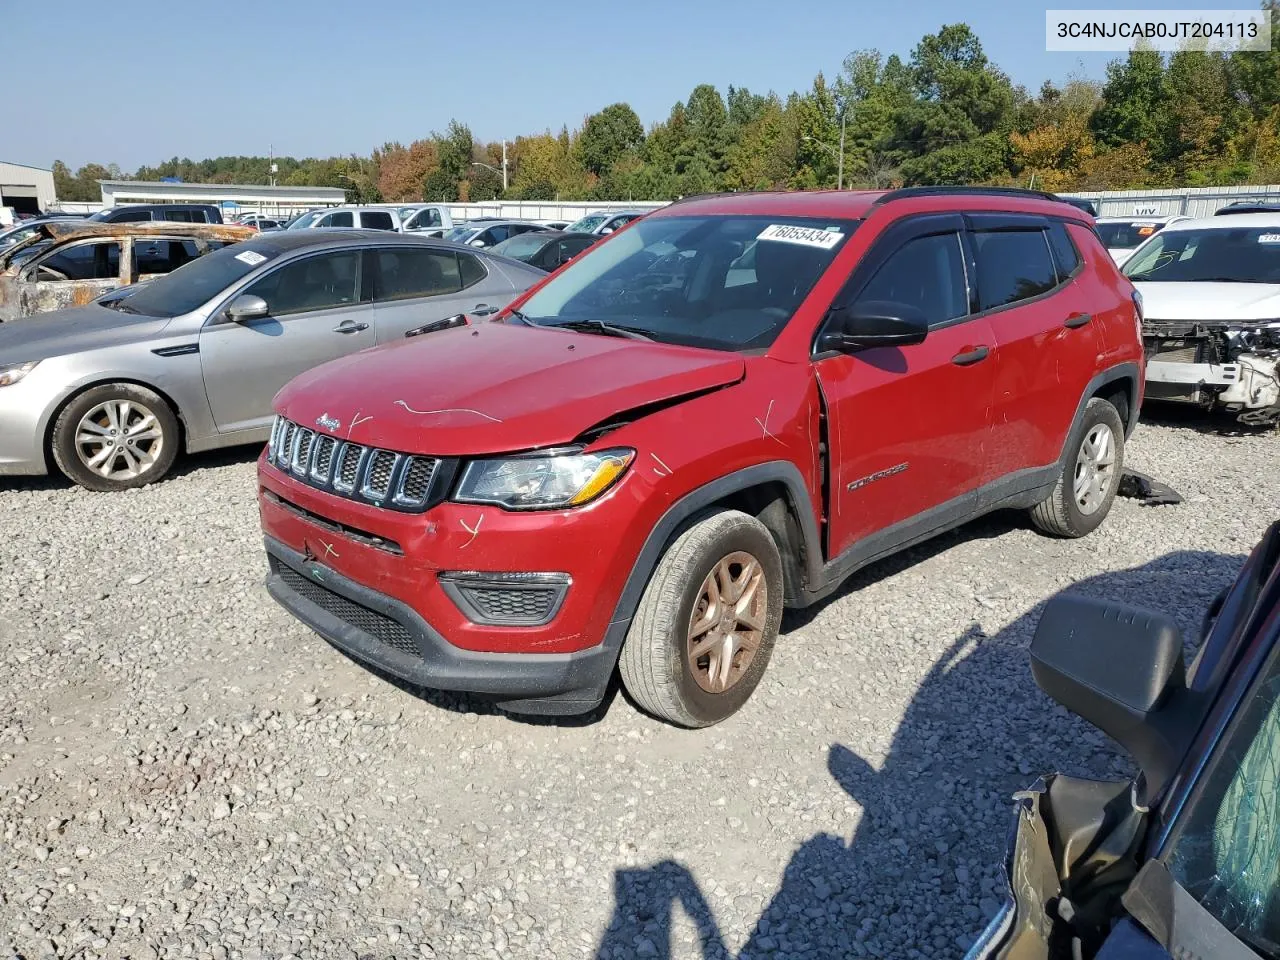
[837,112,846,191]
[501,139,508,192]
[268,144,276,187]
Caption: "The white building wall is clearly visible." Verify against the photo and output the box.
[0,161,56,211]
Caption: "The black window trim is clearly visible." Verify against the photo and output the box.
[961,212,1077,322]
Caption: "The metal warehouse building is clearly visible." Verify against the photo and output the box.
[0,161,56,215]
[97,180,346,219]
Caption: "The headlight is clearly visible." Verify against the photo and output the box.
[454,448,634,510]
[0,360,38,387]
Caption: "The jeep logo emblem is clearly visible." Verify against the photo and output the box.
[315,412,341,432]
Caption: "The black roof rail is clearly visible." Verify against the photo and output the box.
[871,185,1080,207]
[1214,202,1280,216]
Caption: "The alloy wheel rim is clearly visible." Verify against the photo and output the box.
[1073,423,1116,516]
[686,551,768,694]
[74,400,164,481]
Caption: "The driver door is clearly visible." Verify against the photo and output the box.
[198,250,375,434]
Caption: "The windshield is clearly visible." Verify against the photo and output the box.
[491,234,550,260]
[112,243,280,317]
[1124,227,1280,283]
[515,215,858,352]
[1097,221,1165,250]
[444,226,476,243]
[566,214,609,234]
[0,223,43,253]
[286,210,325,230]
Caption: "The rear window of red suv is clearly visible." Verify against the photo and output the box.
[516,215,860,351]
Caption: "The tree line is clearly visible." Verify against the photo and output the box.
[52,8,1280,206]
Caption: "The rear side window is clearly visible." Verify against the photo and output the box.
[972,230,1057,311]
[855,232,968,327]
[371,248,463,301]
[361,211,395,231]
[1047,222,1081,279]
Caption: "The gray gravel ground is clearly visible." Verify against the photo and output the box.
[0,410,1277,960]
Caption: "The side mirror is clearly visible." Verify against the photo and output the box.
[1031,594,1201,801]
[227,294,270,321]
[599,226,614,235]
[818,300,929,353]
[469,238,486,247]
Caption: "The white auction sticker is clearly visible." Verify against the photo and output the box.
[1258,233,1280,244]
[757,224,843,249]
[234,250,268,266]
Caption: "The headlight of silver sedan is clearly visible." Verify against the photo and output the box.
[0,360,39,387]
[453,448,635,510]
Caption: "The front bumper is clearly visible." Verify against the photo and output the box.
[265,535,620,714]
[0,375,51,476]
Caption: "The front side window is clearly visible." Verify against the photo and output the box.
[370,248,463,301]
[34,240,122,281]
[972,229,1058,310]
[854,232,968,327]
[1123,228,1280,284]
[323,211,354,228]
[162,209,196,223]
[112,209,153,223]
[516,215,857,351]
[244,252,360,316]
[1166,645,1280,955]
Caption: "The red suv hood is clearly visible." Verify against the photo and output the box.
[275,322,746,455]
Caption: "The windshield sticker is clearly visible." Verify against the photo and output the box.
[1258,234,1280,244]
[234,250,268,266]
[757,224,843,249]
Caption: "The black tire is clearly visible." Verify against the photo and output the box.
[618,509,784,727]
[51,383,180,492]
[1030,398,1125,538]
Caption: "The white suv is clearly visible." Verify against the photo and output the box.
[1123,211,1280,424]
[285,207,401,231]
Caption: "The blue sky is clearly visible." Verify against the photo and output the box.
[0,0,1234,171]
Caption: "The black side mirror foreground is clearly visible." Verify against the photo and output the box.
[1031,594,1202,802]
[818,300,929,354]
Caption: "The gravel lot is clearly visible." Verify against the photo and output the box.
[1,411,1277,960]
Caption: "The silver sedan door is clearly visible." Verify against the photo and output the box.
[199,249,374,434]
[367,247,520,340]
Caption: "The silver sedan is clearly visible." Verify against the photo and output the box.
[0,230,544,491]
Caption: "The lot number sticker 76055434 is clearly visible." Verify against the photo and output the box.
[756,224,843,249]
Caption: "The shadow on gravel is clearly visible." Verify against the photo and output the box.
[594,548,1245,960]
[1138,404,1278,438]
[0,441,264,493]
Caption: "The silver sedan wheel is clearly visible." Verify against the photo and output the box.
[74,399,165,481]
[1073,423,1117,515]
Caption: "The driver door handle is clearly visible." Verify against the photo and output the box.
[951,345,990,366]
[333,320,368,334]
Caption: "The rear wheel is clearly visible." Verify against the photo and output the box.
[1030,398,1125,538]
[619,510,783,727]
[51,383,180,492]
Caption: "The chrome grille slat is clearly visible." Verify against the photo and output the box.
[269,418,440,513]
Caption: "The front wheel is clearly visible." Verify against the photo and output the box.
[618,510,784,727]
[1030,398,1125,538]
[51,383,180,491]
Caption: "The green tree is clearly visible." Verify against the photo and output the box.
[578,103,644,177]
[1091,47,1169,149]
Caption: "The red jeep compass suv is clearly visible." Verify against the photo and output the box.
[258,187,1143,727]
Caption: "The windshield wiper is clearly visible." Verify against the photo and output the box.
[110,301,140,314]
[548,319,653,341]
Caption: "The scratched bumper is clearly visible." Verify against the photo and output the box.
[264,536,618,714]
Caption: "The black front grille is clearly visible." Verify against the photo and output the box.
[460,586,559,623]
[277,565,419,657]
[268,417,452,513]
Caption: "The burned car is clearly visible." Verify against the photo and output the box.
[1124,212,1280,425]
[0,220,253,322]
[971,519,1280,959]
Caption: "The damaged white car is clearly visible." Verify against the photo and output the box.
[1123,211,1280,425]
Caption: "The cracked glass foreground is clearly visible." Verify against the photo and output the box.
[1167,656,1280,957]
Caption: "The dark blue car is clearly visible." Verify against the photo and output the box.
[972,519,1280,959]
